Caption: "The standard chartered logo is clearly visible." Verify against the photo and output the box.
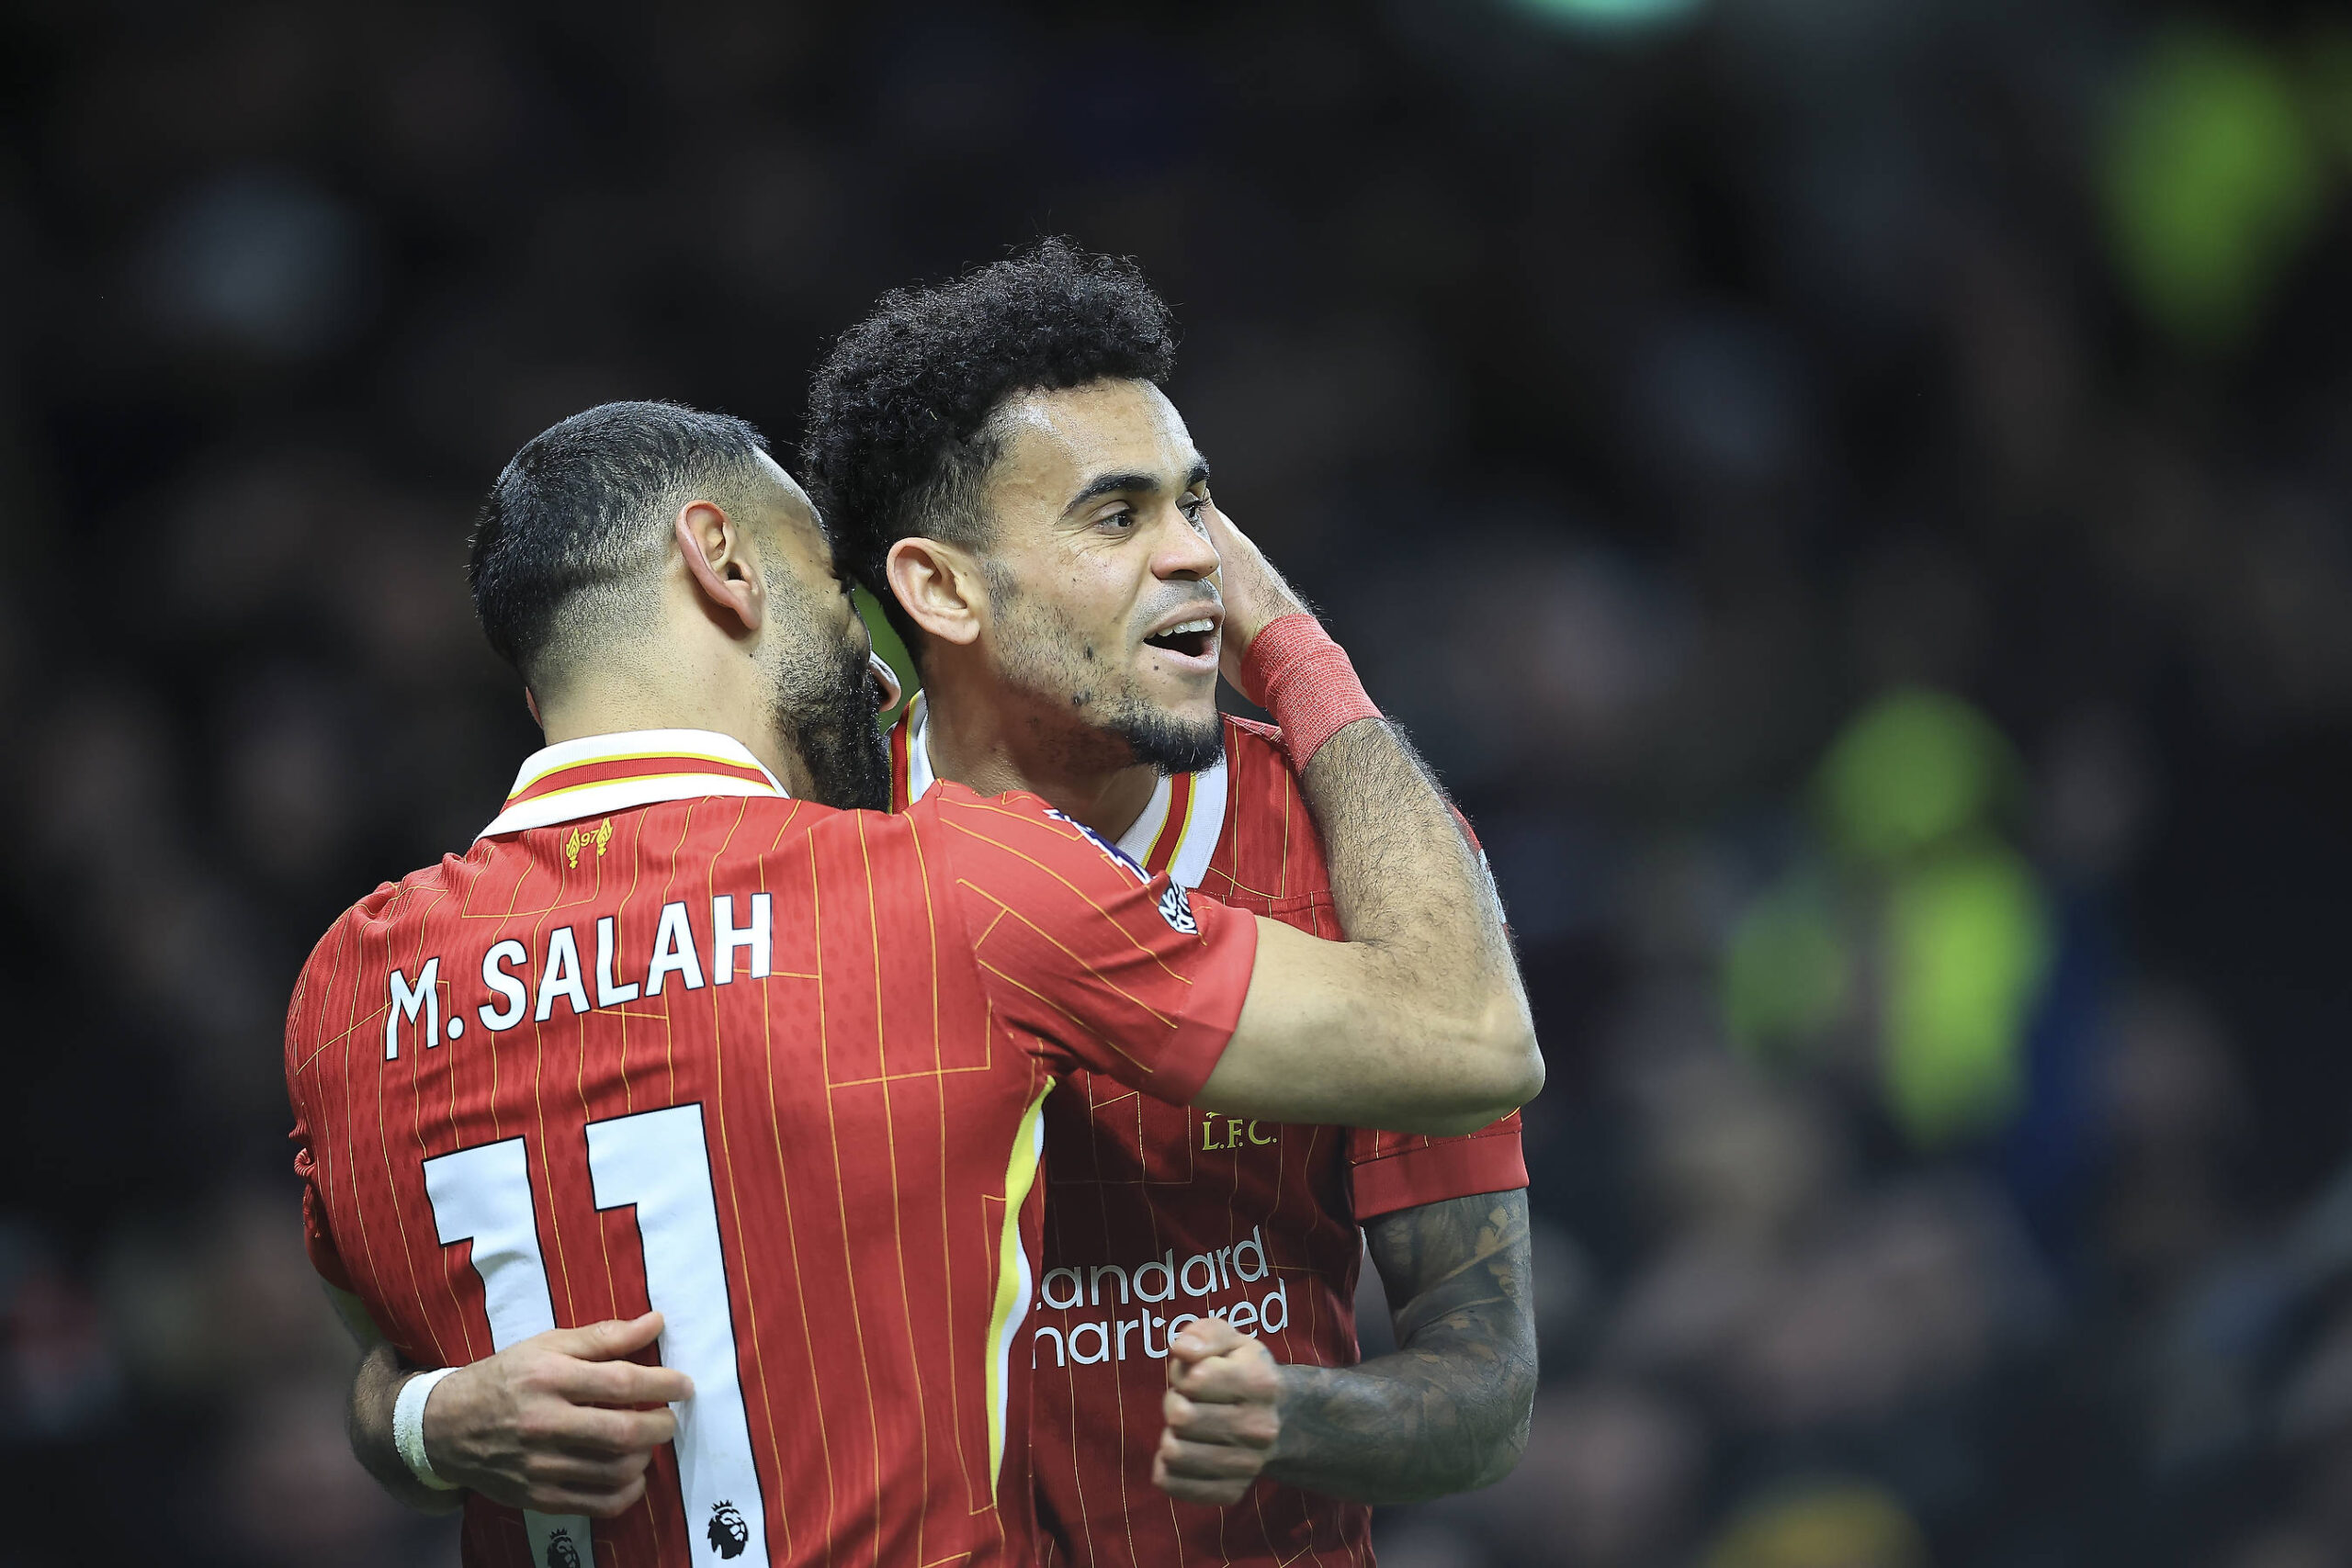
[1033,1226,1290,1369]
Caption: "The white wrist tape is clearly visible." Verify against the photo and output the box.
[393,1366,463,1491]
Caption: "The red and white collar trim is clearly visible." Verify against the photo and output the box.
[892,693,1228,889]
[478,728,787,840]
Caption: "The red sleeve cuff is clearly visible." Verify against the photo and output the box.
[1137,894,1258,1104]
[1350,1129,1528,1221]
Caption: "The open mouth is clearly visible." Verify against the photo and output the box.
[1143,617,1218,660]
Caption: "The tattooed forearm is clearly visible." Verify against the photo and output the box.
[1261,1189,1537,1504]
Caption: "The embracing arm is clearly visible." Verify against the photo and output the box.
[328,1284,465,1516]
[1262,1190,1537,1502]
[337,1292,692,1518]
[350,1337,468,1515]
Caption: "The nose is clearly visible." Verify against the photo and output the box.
[1157,505,1221,581]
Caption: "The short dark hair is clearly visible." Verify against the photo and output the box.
[799,239,1177,647]
[468,400,772,688]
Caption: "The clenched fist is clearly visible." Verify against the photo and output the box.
[1153,1316,1283,1506]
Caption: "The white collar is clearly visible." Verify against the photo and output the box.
[899,692,1227,889]
[478,728,787,840]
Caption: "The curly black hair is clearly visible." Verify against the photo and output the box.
[799,238,1177,650]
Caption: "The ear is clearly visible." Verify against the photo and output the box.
[886,536,987,649]
[675,501,766,635]
[524,688,543,730]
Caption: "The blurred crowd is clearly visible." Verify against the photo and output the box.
[6,2,2352,1563]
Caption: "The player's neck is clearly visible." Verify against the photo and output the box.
[917,665,1159,842]
[535,667,808,800]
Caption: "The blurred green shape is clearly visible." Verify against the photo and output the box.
[1801,689,2052,1145]
[1503,0,1705,32]
[855,584,920,731]
[2105,27,2327,351]
[1724,876,1850,1061]
[1815,688,2018,867]
[1882,840,2052,1147]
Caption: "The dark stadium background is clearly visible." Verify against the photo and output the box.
[6,1,2352,1562]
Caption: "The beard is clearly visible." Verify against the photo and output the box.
[1102,692,1226,774]
[763,582,894,812]
[775,634,892,810]
[991,575,1225,778]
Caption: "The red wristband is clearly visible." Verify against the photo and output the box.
[1238,614,1382,775]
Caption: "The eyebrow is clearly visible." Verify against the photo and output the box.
[1060,457,1214,516]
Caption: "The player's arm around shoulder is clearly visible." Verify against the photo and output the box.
[922,781,1264,1108]
[1205,909,1538,1134]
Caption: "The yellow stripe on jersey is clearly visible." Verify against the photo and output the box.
[985,1080,1054,1497]
[1150,772,1195,874]
[508,747,767,797]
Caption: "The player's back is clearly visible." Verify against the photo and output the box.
[288,741,1123,1568]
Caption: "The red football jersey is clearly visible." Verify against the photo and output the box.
[285,729,1261,1568]
[889,701,1527,1568]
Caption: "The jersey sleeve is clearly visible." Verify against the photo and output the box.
[1347,1113,1529,1221]
[928,785,1260,1104]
